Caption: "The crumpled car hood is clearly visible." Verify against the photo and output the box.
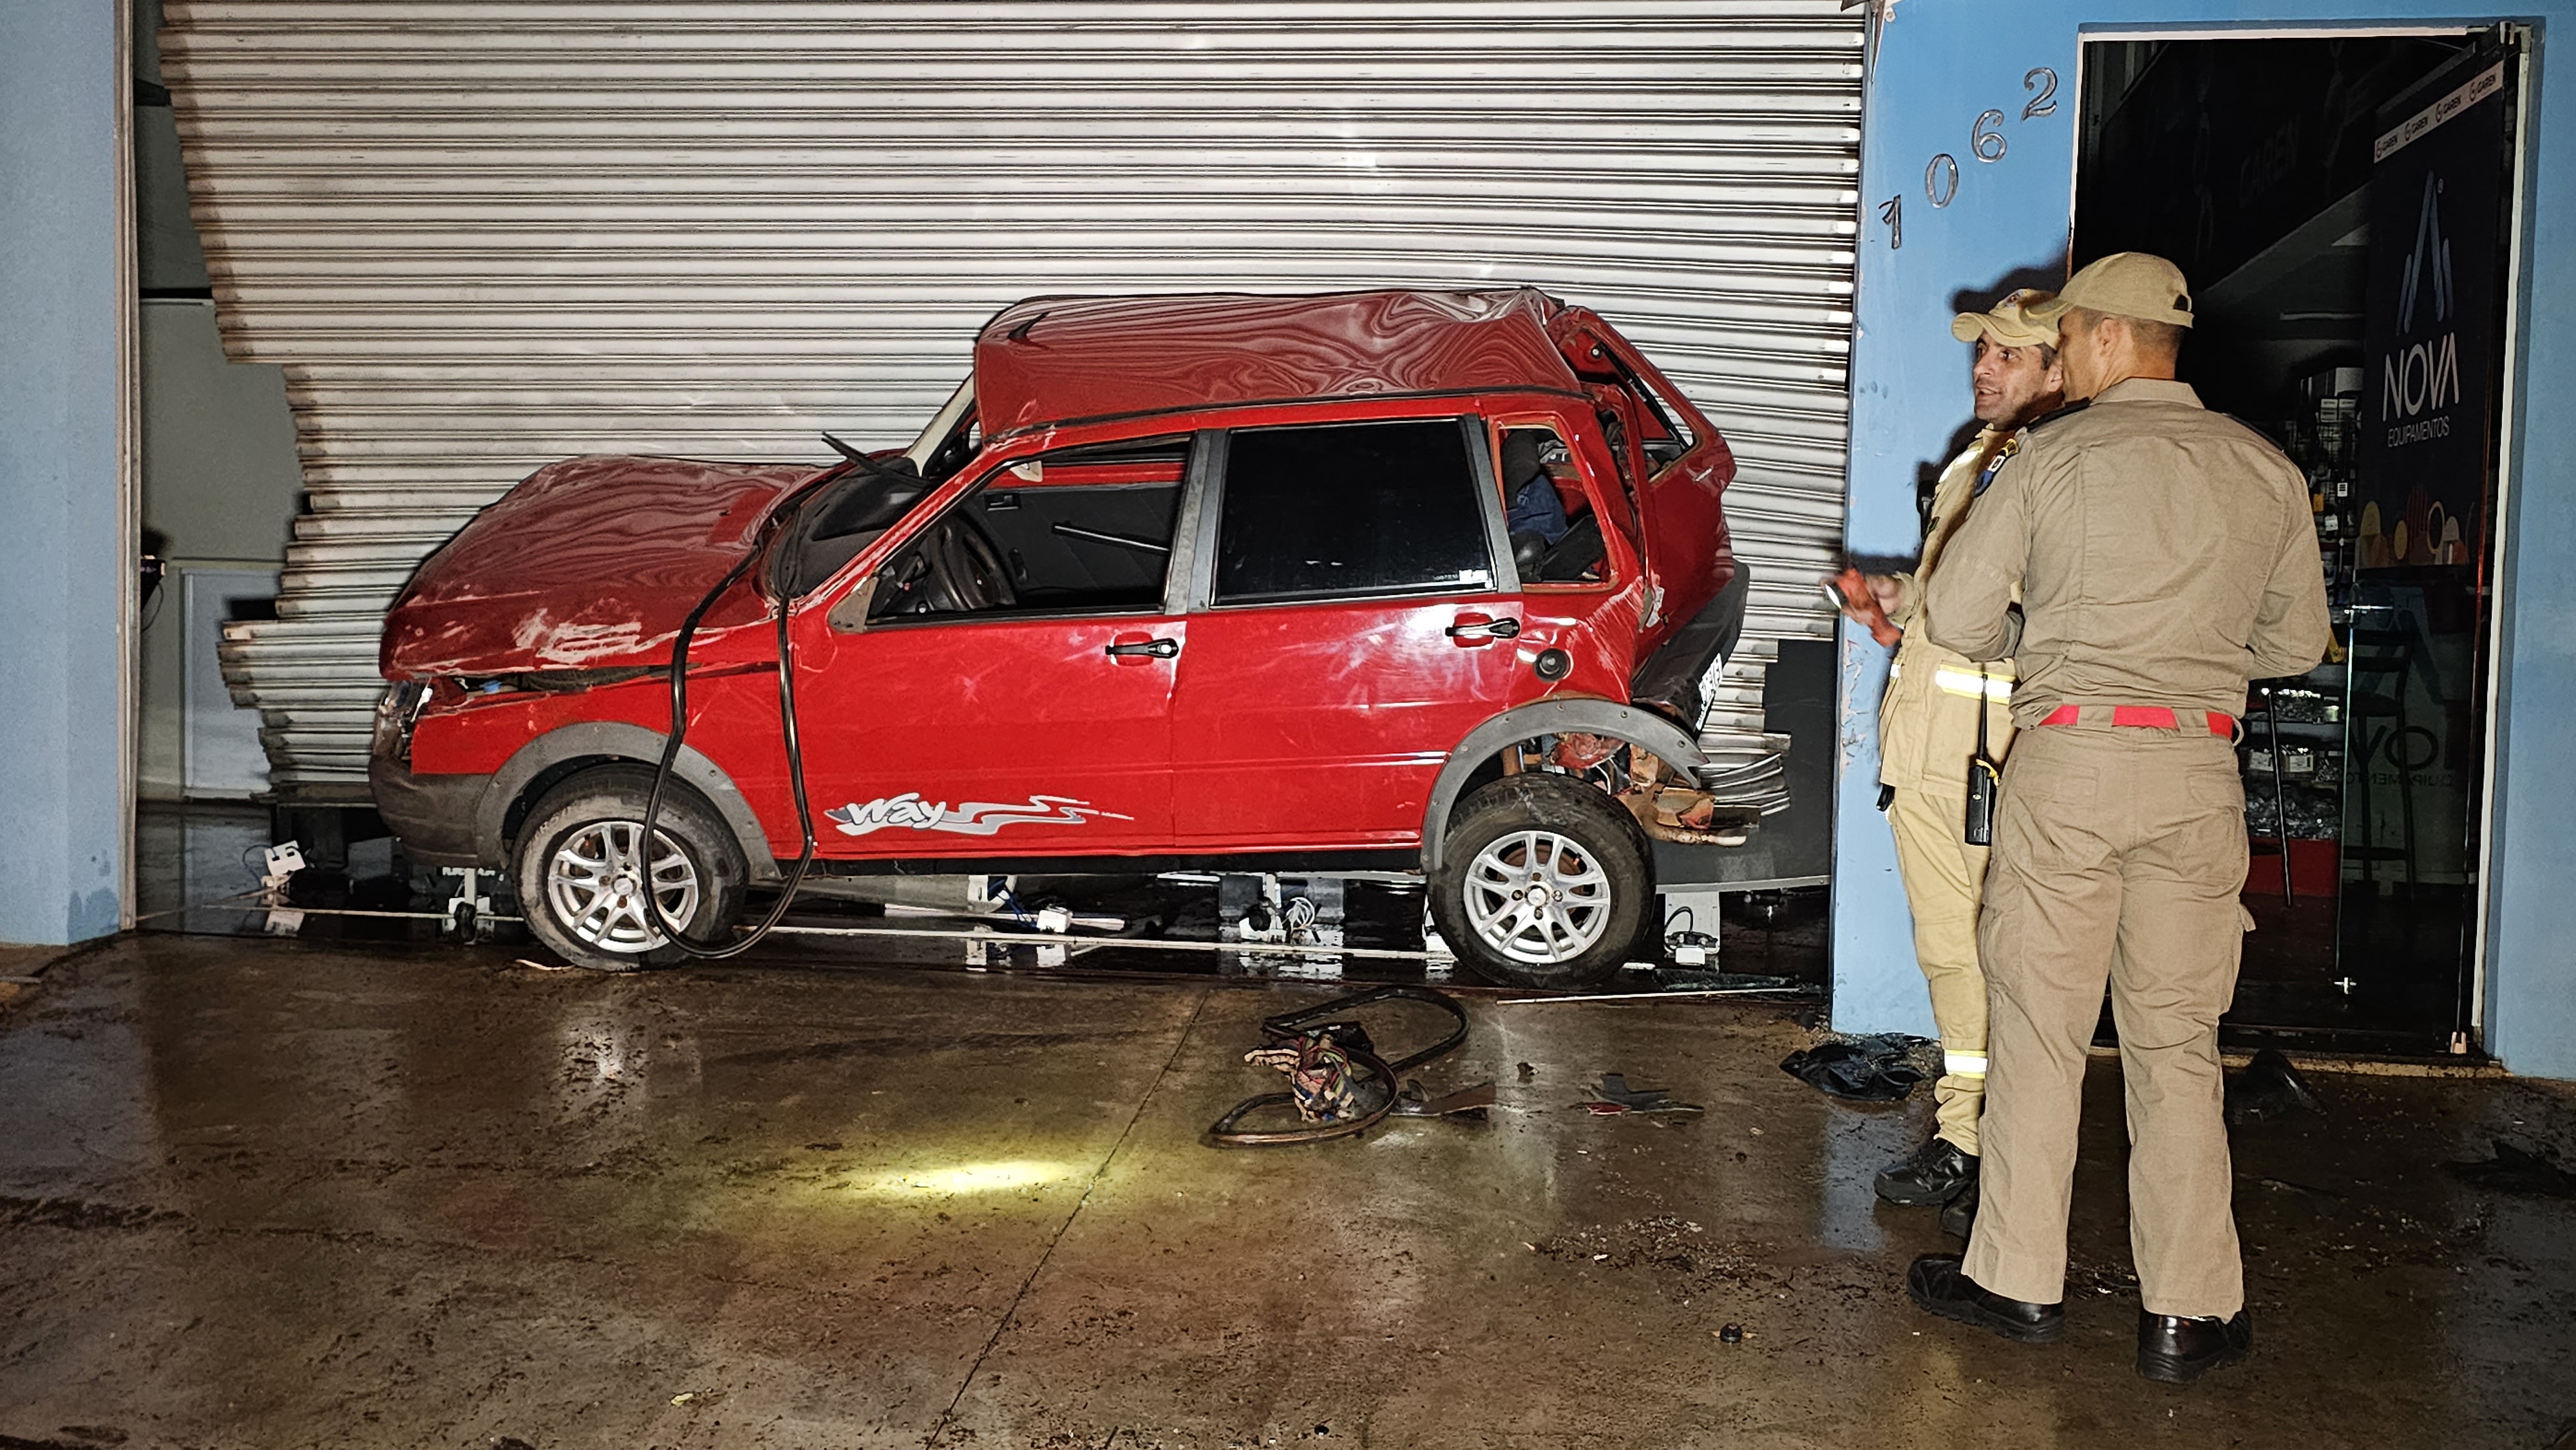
[381,454,819,678]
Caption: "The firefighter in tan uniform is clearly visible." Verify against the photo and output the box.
[1858,294,2063,1227]
[1902,254,2331,1384]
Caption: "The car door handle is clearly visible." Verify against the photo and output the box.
[1104,637,1180,660]
[1444,615,1521,643]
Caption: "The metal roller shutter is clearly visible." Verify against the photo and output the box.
[162,1,1861,805]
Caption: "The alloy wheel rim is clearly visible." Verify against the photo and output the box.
[545,820,701,953]
[1462,829,1614,965]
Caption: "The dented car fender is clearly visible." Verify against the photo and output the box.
[477,721,781,882]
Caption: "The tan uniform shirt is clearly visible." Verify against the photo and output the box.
[1921,378,2332,725]
[1878,429,2018,795]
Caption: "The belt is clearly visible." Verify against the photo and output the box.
[2038,704,2236,738]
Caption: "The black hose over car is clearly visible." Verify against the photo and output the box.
[632,440,956,959]
[635,525,821,959]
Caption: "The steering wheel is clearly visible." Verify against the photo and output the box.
[869,518,1018,616]
[938,520,1015,610]
[932,519,1017,611]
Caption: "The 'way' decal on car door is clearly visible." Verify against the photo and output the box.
[826,793,1133,838]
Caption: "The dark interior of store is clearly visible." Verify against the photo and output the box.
[2073,30,2519,1052]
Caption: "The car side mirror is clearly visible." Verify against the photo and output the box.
[826,575,880,634]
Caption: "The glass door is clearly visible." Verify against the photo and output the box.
[2330,32,2524,1051]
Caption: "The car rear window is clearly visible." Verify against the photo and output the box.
[1214,419,1494,604]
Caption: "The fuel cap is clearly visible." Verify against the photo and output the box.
[1533,648,1572,682]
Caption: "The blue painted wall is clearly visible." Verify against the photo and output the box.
[1837,3,2573,1080]
[0,0,127,945]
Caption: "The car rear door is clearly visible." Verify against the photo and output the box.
[1168,415,1526,852]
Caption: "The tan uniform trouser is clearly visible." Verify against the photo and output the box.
[1886,786,1989,1154]
[1962,726,2248,1320]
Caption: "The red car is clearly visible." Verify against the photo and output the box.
[370,289,1752,987]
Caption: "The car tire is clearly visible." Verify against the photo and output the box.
[512,766,750,971]
[1431,775,1654,990]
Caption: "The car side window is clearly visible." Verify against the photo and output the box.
[1213,419,1494,605]
[1496,424,1610,587]
[869,436,1187,621]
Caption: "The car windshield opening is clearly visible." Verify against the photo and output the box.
[905,377,979,483]
[775,461,936,599]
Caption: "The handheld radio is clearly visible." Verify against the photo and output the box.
[1964,667,2000,847]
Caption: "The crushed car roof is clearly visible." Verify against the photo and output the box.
[971,288,1583,437]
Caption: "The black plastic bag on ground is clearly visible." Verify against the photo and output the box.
[1779,1034,1929,1102]
[2224,1047,2323,1125]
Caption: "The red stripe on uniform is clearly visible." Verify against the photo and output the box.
[2037,705,2235,737]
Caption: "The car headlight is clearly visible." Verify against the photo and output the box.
[372,680,430,764]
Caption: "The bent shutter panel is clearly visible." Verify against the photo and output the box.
[163,1,1861,799]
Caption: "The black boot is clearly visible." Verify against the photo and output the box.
[1875,1135,1978,1207]
[2137,1308,2253,1384]
[1938,1171,1980,1239]
[1906,1255,2064,1344]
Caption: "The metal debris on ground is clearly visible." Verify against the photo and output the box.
[1244,1032,1365,1123]
[1394,1078,1496,1119]
[2224,1047,2324,1125]
[1777,1033,1933,1102]
[256,840,305,903]
[1581,1073,1704,1116]
[2445,1140,2576,1198]
[1208,986,1490,1147]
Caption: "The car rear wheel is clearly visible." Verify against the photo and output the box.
[1431,775,1653,990]
[513,766,749,971]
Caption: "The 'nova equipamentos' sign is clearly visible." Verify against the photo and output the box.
[2354,56,2510,570]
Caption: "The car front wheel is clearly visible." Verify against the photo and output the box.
[513,766,750,971]
[1431,775,1654,990]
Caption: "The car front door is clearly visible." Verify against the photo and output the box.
[1168,415,1526,852]
[790,437,1193,860]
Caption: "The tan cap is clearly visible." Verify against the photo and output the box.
[1950,289,2061,347]
[2027,252,2195,328]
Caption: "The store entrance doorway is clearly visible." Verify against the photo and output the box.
[2072,27,2525,1053]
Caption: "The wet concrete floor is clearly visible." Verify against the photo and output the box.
[1,934,2570,1449]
